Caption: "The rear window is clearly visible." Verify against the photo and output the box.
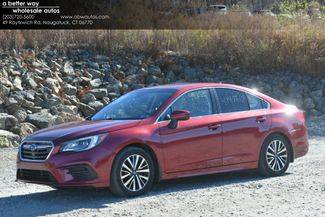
[215,88,249,113]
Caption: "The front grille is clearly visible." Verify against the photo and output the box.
[66,165,97,181]
[20,142,53,161]
[17,169,56,183]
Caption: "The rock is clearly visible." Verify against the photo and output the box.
[146,75,162,84]
[64,84,77,96]
[90,78,102,88]
[24,76,38,89]
[0,77,13,87]
[125,74,145,85]
[50,104,78,115]
[89,88,108,99]
[26,111,57,128]
[13,76,23,90]
[107,92,119,100]
[311,89,323,101]
[184,67,199,81]
[0,113,18,130]
[148,65,163,77]
[102,97,110,105]
[82,93,96,104]
[45,96,61,108]
[77,102,95,117]
[304,98,315,110]
[55,112,84,124]
[89,69,102,79]
[12,108,27,122]
[28,106,42,113]
[25,91,35,101]
[0,130,20,147]
[0,83,10,97]
[88,61,100,70]
[63,62,74,75]
[46,78,61,94]
[12,122,37,138]
[65,95,79,105]
[113,70,125,80]
[166,70,177,83]
[88,101,104,111]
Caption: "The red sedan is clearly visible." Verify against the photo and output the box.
[17,83,309,196]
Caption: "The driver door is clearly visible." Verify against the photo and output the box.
[158,89,223,173]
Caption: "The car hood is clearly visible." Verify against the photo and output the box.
[25,120,142,144]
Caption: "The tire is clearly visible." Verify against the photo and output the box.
[258,134,291,176]
[109,147,155,197]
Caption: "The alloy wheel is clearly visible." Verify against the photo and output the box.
[120,154,150,192]
[266,140,288,172]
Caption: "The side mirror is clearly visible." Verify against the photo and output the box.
[168,110,190,129]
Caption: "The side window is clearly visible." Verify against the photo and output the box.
[216,88,249,113]
[246,93,269,110]
[162,89,213,120]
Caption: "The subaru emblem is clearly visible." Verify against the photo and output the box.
[30,144,37,152]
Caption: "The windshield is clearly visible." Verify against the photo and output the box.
[91,89,176,120]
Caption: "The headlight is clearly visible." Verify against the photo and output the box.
[60,134,106,152]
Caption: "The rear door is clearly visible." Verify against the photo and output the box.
[214,88,271,166]
[158,88,223,173]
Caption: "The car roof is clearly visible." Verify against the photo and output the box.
[142,83,281,105]
[142,82,248,91]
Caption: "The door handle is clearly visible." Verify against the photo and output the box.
[208,123,221,131]
[256,116,266,123]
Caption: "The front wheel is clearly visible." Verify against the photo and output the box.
[258,134,291,176]
[110,147,155,197]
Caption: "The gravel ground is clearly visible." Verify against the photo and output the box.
[0,117,324,217]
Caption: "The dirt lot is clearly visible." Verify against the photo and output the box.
[0,117,324,217]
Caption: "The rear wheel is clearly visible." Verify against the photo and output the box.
[258,134,291,176]
[110,147,155,197]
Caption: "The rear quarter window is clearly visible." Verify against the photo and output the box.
[246,93,269,110]
[215,88,249,113]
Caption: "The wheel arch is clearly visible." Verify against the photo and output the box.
[262,132,294,163]
[113,143,162,182]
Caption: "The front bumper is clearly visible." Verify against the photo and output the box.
[16,144,114,188]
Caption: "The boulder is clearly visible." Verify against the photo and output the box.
[82,93,96,104]
[64,84,77,96]
[146,75,162,84]
[166,70,177,83]
[148,65,163,77]
[13,76,23,91]
[89,69,102,79]
[113,70,125,80]
[304,98,315,110]
[90,78,102,88]
[46,78,61,94]
[55,112,84,124]
[24,77,38,89]
[184,67,200,81]
[0,130,20,147]
[0,77,13,87]
[63,62,74,75]
[88,101,104,111]
[77,102,95,117]
[26,111,57,128]
[87,61,100,70]
[89,88,108,99]
[12,108,27,122]
[0,113,18,130]
[12,122,37,138]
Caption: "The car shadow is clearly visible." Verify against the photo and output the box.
[0,170,290,216]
